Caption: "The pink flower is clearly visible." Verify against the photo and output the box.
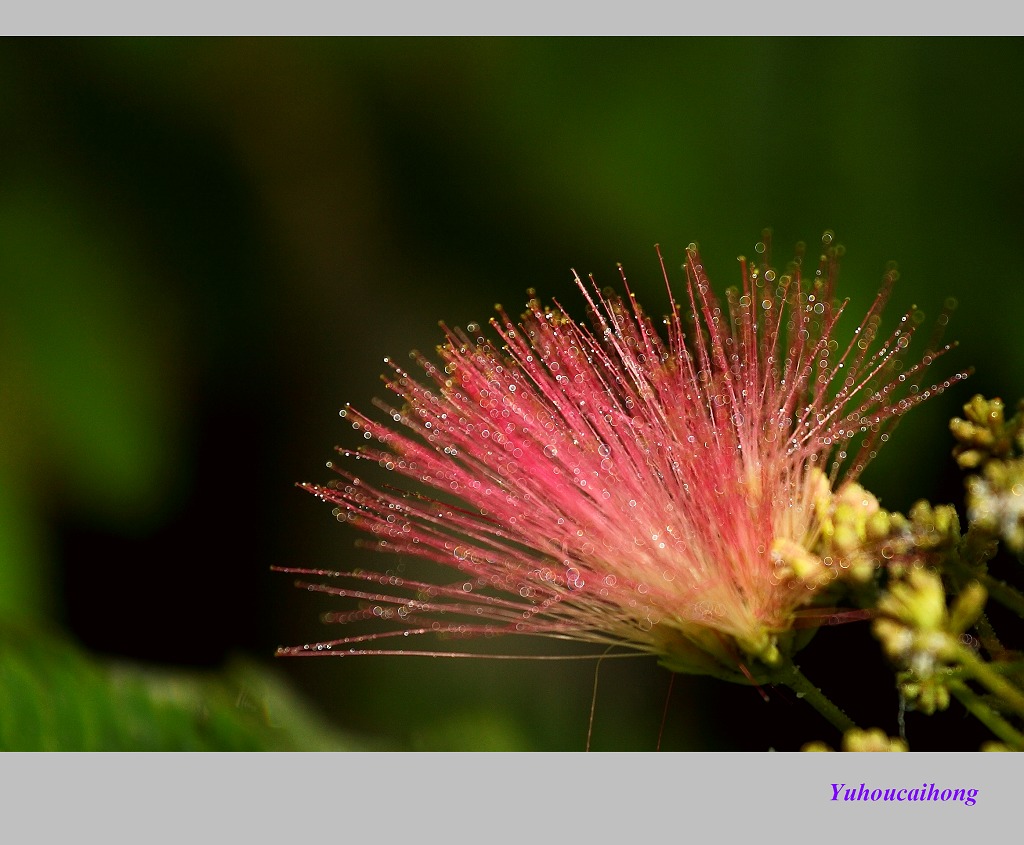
[280,234,967,682]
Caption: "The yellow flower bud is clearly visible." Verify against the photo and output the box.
[841,727,908,752]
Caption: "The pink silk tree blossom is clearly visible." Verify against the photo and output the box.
[279,235,968,685]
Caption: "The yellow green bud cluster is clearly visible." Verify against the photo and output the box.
[872,568,987,714]
[822,482,888,583]
[802,727,908,752]
[948,395,1024,552]
[965,457,1024,553]
[950,395,1019,470]
[772,472,890,587]
[899,671,951,714]
[907,501,961,551]
[958,523,999,572]
[881,501,962,580]
[842,727,909,752]
[773,470,960,590]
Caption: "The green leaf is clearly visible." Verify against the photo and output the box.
[0,624,371,751]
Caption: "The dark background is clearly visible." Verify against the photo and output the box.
[1,37,1022,750]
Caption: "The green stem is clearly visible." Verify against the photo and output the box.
[949,681,1024,750]
[770,656,856,734]
[974,611,1007,661]
[946,554,1024,618]
[954,642,1024,720]
[978,572,1024,618]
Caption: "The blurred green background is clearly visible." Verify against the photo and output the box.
[0,37,1022,750]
